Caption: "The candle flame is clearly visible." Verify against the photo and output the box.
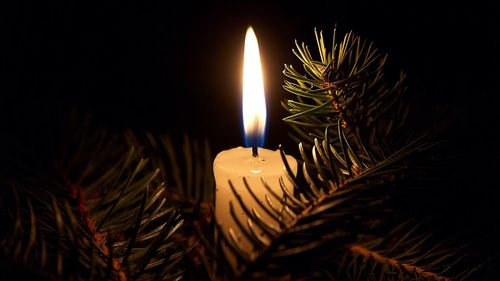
[243,26,266,148]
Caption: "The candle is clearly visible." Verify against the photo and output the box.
[214,27,298,268]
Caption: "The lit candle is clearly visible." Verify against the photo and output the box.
[213,27,298,268]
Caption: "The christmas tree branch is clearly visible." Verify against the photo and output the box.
[283,27,409,158]
[69,182,128,280]
[207,27,479,280]
[215,137,430,279]
[347,244,450,281]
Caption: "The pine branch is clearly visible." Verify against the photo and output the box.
[1,118,215,281]
[208,138,428,279]
[201,27,484,281]
[57,128,200,281]
[0,179,122,280]
[347,244,450,281]
[283,26,410,158]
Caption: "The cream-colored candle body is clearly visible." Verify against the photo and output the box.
[214,146,297,268]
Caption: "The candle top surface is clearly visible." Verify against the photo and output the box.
[213,146,296,176]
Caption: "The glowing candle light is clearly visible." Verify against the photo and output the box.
[242,26,267,157]
[213,26,297,268]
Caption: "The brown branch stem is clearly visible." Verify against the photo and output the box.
[348,244,450,281]
[69,183,127,281]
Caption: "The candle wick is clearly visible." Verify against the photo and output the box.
[252,115,259,158]
[252,145,258,158]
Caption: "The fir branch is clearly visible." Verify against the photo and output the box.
[282,27,409,158]
[59,129,191,281]
[204,27,483,281]
[212,140,426,279]
[1,120,215,281]
[347,244,450,281]
[70,181,128,280]
[0,180,121,280]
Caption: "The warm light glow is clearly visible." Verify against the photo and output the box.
[243,26,266,147]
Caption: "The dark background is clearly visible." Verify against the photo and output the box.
[2,0,500,273]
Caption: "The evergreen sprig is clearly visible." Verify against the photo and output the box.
[1,124,213,281]
[282,27,409,156]
[203,28,483,280]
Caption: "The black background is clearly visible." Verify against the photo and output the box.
[2,0,500,273]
